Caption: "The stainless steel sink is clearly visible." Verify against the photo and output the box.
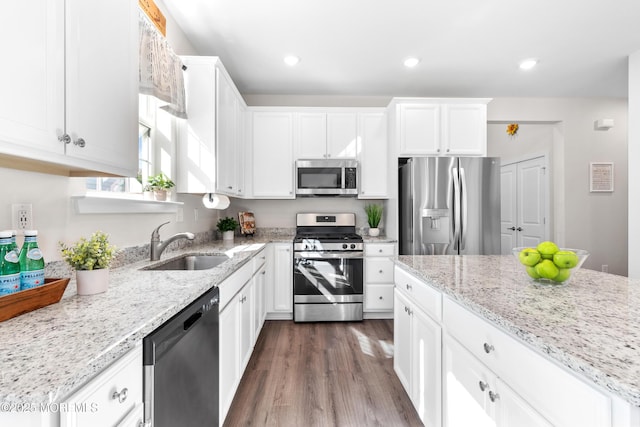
[143,254,230,271]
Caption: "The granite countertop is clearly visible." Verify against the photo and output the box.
[394,255,640,407]
[0,235,285,405]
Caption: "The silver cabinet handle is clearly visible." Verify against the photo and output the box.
[507,226,516,231]
[378,249,383,253]
[478,381,488,392]
[112,387,128,404]
[483,343,495,354]
[261,270,266,275]
[437,148,441,152]
[74,138,86,148]
[379,296,383,300]
[379,269,384,274]
[405,283,412,291]
[489,391,500,402]
[446,148,450,152]
[58,133,71,144]
[516,227,523,231]
[227,186,233,190]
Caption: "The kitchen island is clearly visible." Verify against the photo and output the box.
[394,254,640,425]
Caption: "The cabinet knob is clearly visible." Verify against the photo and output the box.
[379,269,384,274]
[261,270,266,275]
[74,138,86,148]
[112,387,128,404]
[483,343,495,354]
[437,148,441,153]
[507,226,516,231]
[58,133,71,144]
[327,154,331,158]
[405,283,412,291]
[378,249,383,253]
[379,296,383,300]
[489,391,500,402]
[516,227,523,231]
[227,186,233,190]
[446,148,450,153]
[478,381,488,392]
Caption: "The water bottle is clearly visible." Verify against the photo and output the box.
[19,230,45,290]
[9,230,19,253]
[0,230,21,295]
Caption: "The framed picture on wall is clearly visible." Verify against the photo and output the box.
[589,162,614,192]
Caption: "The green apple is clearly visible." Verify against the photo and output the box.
[526,266,541,279]
[553,268,571,283]
[553,250,579,269]
[535,259,559,280]
[537,241,559,260]
[519,248,541,266]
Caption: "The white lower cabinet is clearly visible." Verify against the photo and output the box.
[266,243,292,319]
[443,334,551,427]
[394,288,442,427]
[60,344,143,427]
[364,243,395,316]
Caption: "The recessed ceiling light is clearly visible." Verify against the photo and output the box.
[519,58,538,70]
[284,55,300,66]
[404,57,420,68]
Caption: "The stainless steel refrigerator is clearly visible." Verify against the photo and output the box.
[399,157,501,255]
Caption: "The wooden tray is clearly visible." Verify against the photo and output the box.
[0,278,70,322]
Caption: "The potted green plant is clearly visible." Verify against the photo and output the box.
[147,173,175,201]
[364,204,383,237]
[217,216,239,241]
[59,231,116,295]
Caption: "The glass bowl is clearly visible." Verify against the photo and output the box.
[512,247,589,285]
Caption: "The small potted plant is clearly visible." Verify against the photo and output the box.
[59,231,116,295]
[147,173,175,201]
[217,216,239,241]
[365,204,383,237]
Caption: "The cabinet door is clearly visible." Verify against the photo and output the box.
[251,112,295,198]
[411,307,442,427]
[493,378,553,427]
[297,112,327,158]
[393,289,412,393]
[441,104,487,156]
[216,68,238,194]
[443,335,496,427]
[399,104,440,155]
[0,1,64,159]
[358,112,388,198]
[176,57,216,193]
[326,113,358,158]
[219,295,240,424]
[254,264,267,334]
[65,0,138,176]
[270,243,292,313]
[239,281,254,372]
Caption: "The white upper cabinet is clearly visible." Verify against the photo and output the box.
[250,110,295,199]
[296,110,358,159]
[177,56,246,195]
[392,98,490,157]
[357,111,388,198]
[0,0,138,176]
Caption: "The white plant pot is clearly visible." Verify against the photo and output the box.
[222,230,234,241]
[76,268,109,296]
[153,189,167,201]
[368,227,380,237]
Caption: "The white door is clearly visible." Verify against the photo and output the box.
[411,306,442,427]
[297,112,327,158]
[326,113,358,158]
[500,156,548,253]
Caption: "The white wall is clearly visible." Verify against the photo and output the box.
[629,51,640,278]
[487,98,628,276]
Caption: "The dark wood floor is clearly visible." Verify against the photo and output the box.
[223,320,424,427]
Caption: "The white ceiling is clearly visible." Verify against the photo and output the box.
[162,0,640,98]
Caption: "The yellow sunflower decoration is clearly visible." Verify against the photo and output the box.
[506,123,519,137]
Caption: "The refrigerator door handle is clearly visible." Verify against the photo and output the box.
[460,167,468,250]
[452,167,461,250]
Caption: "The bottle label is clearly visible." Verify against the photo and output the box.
[0,273,21,295]
[26,248,43,261]
[4,250,19,263]
[20,269,45,290]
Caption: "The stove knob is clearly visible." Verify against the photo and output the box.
[350,244,356,249]
[342,243,348,249]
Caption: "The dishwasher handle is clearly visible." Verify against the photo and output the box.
[183,311,202,331]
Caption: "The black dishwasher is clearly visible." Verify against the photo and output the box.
[143,286,219,427]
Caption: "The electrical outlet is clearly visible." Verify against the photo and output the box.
[194,208,199,222]
[176,207,184,223]
[602,265,609,273]
[12,204,33,230]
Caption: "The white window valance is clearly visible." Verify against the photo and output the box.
[139,11,187,119]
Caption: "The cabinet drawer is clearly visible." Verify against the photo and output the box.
[219,261,253,310]
[61,345,142,427]
[443,297,611,427]
[365,258,394,283]
[365,243,395,257]
[252,247,267,272]
[394,266,442,321]
[365,284,394,311]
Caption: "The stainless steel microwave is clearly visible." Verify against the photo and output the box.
[295,159,358,196]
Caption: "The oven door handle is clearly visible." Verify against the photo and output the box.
[294,251,364,259]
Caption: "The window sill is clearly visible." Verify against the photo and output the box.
[71,193,183,214]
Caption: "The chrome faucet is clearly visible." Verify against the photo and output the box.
[150,221,195,261]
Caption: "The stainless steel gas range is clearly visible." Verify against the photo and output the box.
[293,213,364,322]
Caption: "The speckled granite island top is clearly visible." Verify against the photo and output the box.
[0,237,281,405]
[394,255,640,407]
